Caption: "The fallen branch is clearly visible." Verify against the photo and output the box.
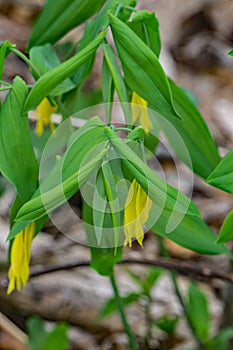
[29,257,233,283]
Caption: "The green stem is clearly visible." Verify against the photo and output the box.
[110,272,139,350]
[113,127,132,132]
[144,295,153,349]
[0,86,12,91]
[10,48,41,79]
[158,237,204,349]
[0,80,11,87]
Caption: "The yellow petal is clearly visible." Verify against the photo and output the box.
[7,222,35,294]
[124,179,152,247]
[131,92,152,131]
[34,98,57,136]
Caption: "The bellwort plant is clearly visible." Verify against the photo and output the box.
[0,1,233,348]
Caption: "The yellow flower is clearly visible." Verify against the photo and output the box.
[7,222,35,294]
[34,98,57,136]
[131,92,152,132]
[124,179,152,247]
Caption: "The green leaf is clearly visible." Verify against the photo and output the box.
[93,170,108,244]
[71,0,136,87]
[99,292,141,318]
[154,315,179,336]
[143,268,163,295]
[62,0,136,115]
[29,44,75,96]
[25,32,106,112]
[102,55,114,124]
[28,0,105,48]
[27,317,48,350]
[228,49,233,56]
[105,126,200,217]
[216,209,233,243]
[207,149,233,193]
[187,282,209,341]
[82,199,123,276]
[102,42,131,124]
[0,77,38,202]
[161,79,220,179]
[128,10,161,57]
[151,206,230,255]
[109,13,179,119]
[0,40,15,80]
[15,117,108,223]
[206,328,233,350]
[44,323,69,350]
[27,316,69,350]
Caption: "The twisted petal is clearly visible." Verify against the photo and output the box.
[124,179,152,247]
[7,222,35,294]
[131,92,152,131]
[33,98,57,136]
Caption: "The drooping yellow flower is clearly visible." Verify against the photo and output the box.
[131,92,152,132]
[124,179,152,247]
[33,98,57,136]
[7,222,35,294]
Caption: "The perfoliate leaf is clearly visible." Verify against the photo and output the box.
[150,205,230,255]
[216,209,233,243]
[187,282,209,341]
[82,199,123,276]
[128,10,161,57]
[25,32,106,112]
[0,40,15,80]
[14,117,109,223]
[105,126,200,217]
[62,0,136,115]
[0,77,38,202]
[102,42,130,124]
[207,149,233,193]
[28,0,105,48]
[102,56,114,124]
[109,13,179,120]
[29,44,75,96]
[163,79,221,179]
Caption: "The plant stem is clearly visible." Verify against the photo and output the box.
[144,295,153,349]
[110,272,139,350]
[158,237,204,349]
[10,48,41,79]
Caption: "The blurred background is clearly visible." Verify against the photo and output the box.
[0,0,233,349]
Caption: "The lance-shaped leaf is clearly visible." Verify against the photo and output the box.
[162,79,220,179]
[0,77,38,202]
[29,44,75,96]
[102,56,114,124]
[82,199,123,277]
[150,205,230,255]
[14,117,109,223]
[0,41,15,80]
[207,149,233,193]
[28,0,105,48]
[128,10,161,57]
[216,209,233,243]
[187,282,209,341]
[102,42,130,124]
[25,32,106,112]
[63,0,136,115]
[71,0,136,86]
[105,127,200,217]
[109,13,179,119]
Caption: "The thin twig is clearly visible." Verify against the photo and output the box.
[28,258,233,283]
